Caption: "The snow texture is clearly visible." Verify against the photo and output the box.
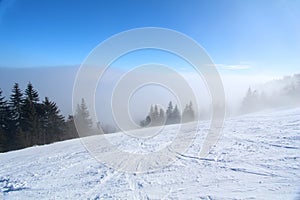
[0,107,300,199]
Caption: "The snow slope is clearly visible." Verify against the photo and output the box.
[0,108,300,199]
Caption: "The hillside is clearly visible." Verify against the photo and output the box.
[0,108,300,199]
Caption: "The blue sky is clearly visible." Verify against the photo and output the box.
[0,0,299,76]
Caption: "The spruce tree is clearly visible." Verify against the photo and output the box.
[149,105,154,124]
[23,82,40,145]
[182,101,195,123]
[41,97,65,143]
[75,98,93,136]
[166,101,173,125]
[159,108,165,125]
[8,83,24,149]
[0,89,9,132]
[172,105,181,124]
[64,115,78,139]
[0,89,9,151]
[9,83,24,130]
[152,105,159,125]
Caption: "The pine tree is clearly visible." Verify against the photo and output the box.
[8,83,24,149]
[149,105,154,124]
[159,108,165,125]
[9,83,24,130]
[142,104,166,127]
[182,101,195,123]
[166,101,181,124]
[154,105,159,120]
[64,115,78,139]
[41,97,65,143]
[151,105,159,125]
[0,89,9,131]
[166,101,173,125]
[172,105,181,124]
[0,89,9,151]
[75,98,93,136]
[241,87,260,113]
[23,82,41,145]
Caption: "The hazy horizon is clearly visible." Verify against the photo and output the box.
[1,65,298,126]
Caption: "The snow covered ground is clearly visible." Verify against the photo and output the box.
[0,107,300,199]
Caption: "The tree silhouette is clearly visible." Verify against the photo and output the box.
[140,101,185,127]
[159,108,165,125]
[0,83,100,152]
[172,105,181,124]
[23,82,41,145]
[166,101,173,125]
[64,115,78,140]
[182,101,195,123]
[8,83,24,149]
[0,89,9,151]
[41,97,65,143]
[9,83,24,132]
[75,98,93,136]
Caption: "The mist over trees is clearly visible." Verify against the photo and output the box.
[240,74,300,113]
[1,74,299,152]
[74,98,93,136]
[140,101,195,127]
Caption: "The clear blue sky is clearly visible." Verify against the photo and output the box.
[0,0,299,75]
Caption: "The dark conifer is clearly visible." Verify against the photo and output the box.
[23,82,41,145]
[8,83,24,149]
[0,89,9,151]
[41,97,65,143]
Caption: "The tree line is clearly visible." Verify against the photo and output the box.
[240,74,300,113]
[140,101,195,127]
[0,82,96,152]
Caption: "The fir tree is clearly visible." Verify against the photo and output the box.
[75,98,93,136]
[172,105,181,124]
[182,101,195,123]
[9,83,24,131]
[159,108,165,125]
[241,87,260,113]
[151,105,160,125]
[0,89,9,151]
[23,82,41,145]
[41,97,65,143]
[0,89,9,132]
[64,115,78,140]
[8,83,24,149]
[166,101,173,125]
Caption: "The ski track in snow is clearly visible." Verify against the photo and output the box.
[0,107,300,199]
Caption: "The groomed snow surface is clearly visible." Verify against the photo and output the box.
[1,107,300,199]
